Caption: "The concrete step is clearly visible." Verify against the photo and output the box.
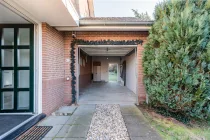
[52,106,77,116]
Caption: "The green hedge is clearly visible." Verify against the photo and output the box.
[143,0,210,120]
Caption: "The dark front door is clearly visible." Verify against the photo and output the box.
[0,24,34,113]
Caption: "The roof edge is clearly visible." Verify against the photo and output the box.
[56,25,151,31]
[79,20,154,26]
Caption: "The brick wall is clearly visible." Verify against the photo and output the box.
[42,23,65,115]
[64,31,148,104]
[79,50,92,91]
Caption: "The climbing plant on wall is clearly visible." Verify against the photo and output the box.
[70,39,77,104]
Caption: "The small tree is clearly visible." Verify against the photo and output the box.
[132,9,151,20]
[143,0,210,120]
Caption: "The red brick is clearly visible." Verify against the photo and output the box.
[42,23,65,115]
[64,31,148,104]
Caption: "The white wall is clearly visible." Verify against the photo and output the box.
[125,52,137,94]
[92,56,121,82]
[92,54,137,94]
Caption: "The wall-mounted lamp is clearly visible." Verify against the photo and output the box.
[66,76,70,81]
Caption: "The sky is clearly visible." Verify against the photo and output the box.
[93,0,163,19]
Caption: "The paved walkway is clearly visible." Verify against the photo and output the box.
[79,82,137,105]
[39,105,162,140]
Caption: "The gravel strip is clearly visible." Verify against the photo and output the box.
[87,104,129,140]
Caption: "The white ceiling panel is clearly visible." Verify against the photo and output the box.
[0,4,29,24]
[81,47,135,56]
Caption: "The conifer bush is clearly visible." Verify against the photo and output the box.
[143,0,210,120]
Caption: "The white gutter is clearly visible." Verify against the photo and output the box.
[79,20,154,26]
[56,26,151,31]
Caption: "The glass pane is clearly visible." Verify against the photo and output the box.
[18,91,29,110]
[18,70,29,88]
[18,49,30,67]
[2,70,14,88]
[1,28,14,45]
[1,49,14,67]
[18,28,30,45]
[2,92,14,110]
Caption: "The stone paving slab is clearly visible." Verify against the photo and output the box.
[52,106,77,116]
[42,138,53,140]
[126,123,152,137]
[38,104,162,140]
[120,105,143,115]
[56,125,72,138]
[66,115,93,125]
[121,105,162,140]
[38,116,70,126]
[43,124,63,138]
[65,124,90,138]
[54,138,86,140]
[123,115,148,125]
[73,105,95,116]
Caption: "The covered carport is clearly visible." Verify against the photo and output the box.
[77,45,138,104]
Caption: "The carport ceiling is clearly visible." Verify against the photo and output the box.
[80,46,135,56]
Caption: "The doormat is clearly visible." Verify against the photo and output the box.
[0,115,33,136]
[18,126,52,140]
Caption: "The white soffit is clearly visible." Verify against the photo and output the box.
[3,0,79,26]
[81,46,135,56]
[0,4,29,24]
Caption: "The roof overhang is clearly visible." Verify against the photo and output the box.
[0,3,29,24]
[56,18,153,31]
[0,0,79,26]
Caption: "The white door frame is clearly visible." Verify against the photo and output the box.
[0,1,43,114]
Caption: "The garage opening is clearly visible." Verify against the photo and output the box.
[77,45,138,104]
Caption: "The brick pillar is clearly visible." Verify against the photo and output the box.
[137,44,146,103]
[64,33,72,104]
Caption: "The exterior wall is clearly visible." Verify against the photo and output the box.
[64,33,73,104]
[42,23,65,115]
[64,31,148,104]
[125,52,137,94]
[92,56,121,82]
[79,50,92,90]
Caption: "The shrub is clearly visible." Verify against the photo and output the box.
[143,0,210,120]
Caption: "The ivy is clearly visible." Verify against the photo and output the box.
[76,39,143,45]
[70,39,77,104]
[143,0,210,120]
[154,107,191,125]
